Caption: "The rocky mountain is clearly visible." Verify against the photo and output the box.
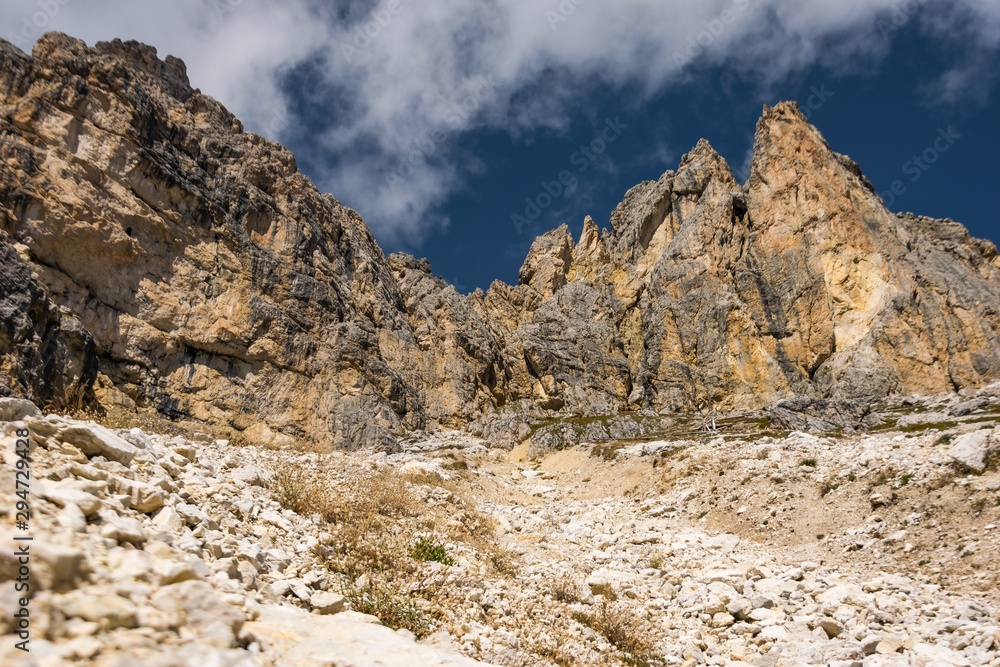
[2,33,1000,449]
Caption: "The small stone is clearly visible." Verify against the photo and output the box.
[818,618,844,638]
[56,503,88,532]
[100,515,145,544]
[876,636,905,654]
[861,635,882,655]
[128,481,166,513]
[60,594,138,629]
[41,485,102,517]
[712,612,735,627]
[310,592,347,615]
[151,506,185,532]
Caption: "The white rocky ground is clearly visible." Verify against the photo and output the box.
[1,389,999,666]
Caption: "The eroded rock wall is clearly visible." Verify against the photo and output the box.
[2,33,999,448]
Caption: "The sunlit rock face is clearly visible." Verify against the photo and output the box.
[2,34,998,447]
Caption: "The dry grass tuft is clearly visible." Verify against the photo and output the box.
[69,404,185,437]
[270,460,516,637]
[571,603,664,666]
[549,574,582,603]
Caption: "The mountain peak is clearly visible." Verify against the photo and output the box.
[31,32,193,100]
[675,137,738,195]
[0,38,998,451]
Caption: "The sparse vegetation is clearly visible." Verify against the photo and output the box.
[897,421,959,434]
[270,460,513,637]
[411,536,455,566]
[70,403,186,438]
[550,574,582,603]
[571,604,664,667]
[592,444,625,461]
[253,396,1000,662]
[342,579,430,635]
[871,468,894,487]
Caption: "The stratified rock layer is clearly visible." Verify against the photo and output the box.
[1,33,999,447]
[0,34,500,448]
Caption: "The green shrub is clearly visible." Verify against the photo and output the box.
[411,536,455,566]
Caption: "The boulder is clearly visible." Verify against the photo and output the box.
[947,429,997,473]
[57,424,138,465]
[0,398,41,422]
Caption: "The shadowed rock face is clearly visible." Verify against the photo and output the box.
[0,233,97,408]
[1,34,998,447]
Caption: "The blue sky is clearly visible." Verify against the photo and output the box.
[1,0,997,291]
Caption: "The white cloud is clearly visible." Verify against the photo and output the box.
[0,0,995,244]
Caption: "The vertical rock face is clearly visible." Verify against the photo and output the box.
[1,34,998,447]
[476,103,1000,414]
[0,233,97,408]
[744,103,1000,399]
[0,34,446,448]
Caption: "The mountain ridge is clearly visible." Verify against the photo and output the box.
[1,33,999,450]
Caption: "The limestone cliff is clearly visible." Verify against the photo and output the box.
[0,34,462,449]
[1,34,998,448]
